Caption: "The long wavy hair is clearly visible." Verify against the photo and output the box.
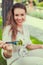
[4,3,27,41]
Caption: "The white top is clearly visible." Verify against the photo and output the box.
[2,20,32,65]
[2,23,32,46]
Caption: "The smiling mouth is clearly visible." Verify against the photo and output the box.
[18,21,22,23]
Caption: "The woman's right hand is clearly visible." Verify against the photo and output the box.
[0,40,13,58]
[0,40,5,48]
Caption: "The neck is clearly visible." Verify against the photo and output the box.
[17,24,23,28]
[17,24,23,33]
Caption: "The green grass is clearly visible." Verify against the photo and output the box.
[0,31,7,65]
[0,48,7,65]
[0,29,2,40]
[0,17,2,26]
[37,2,43,7]
[30,36,43,44]
[27,10,43,19]
[0,17,7,65]
[0,29,7,65]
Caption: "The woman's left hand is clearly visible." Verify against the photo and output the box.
[0,40,13,58]
[2,43,13,58]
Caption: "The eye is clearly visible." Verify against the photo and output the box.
[15,14,19,16]
[21,14,24,16]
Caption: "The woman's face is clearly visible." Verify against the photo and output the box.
[13,8,26,26]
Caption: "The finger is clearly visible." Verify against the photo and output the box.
[0,40,5,48]
[0,40,5,44]
[0,43,5,48]
[2,44,13,52]
[6,45,13,52]
[2,44,7,49]
[0,44,3,48]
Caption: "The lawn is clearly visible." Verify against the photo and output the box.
[27,10,43,19]
[0,16,2,26]
[30,36,43,44]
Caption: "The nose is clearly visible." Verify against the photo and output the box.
[18,16,22,20]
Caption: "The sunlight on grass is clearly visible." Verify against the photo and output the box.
[30,35,43,44]
[0,29,2,40]
[0,16,2,26]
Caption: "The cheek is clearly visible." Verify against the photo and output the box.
[14,16,17,20]
[22,16,26,21]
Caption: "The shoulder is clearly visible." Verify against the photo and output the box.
[23,15,32,30]
[3,25,11,32]
[3,25,11,37]
[2,25,12,42]
[23,15,29,25]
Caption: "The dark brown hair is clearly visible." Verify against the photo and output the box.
[28,0,36,6]
[5,3,27,41]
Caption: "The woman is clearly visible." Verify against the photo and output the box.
[0,3,43,65]
[26,0,36,13]
[28,0,36,6]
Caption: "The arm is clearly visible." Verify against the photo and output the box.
[26,44,43,50]
[26,26,43,50]
[0,40,13,59]
[1,26,13,58]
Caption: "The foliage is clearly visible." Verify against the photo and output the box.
[0,29,2,40]
[0,16,2,40]
[0,17,2,26]
[37,2,43,7]
[30,36,43,44]
[27,10,43,19]
[0,49,7,65]
[14,0,21,2]
[0,17,7,65]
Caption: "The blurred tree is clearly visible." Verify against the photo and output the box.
[15,0,21,2]
[2,1,13,65]
[39,0,43,2]
[2,0,13,26]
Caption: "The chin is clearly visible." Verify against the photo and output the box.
[18,23,22,25]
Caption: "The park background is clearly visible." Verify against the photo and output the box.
[0,0,43,65]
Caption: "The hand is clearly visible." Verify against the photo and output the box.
[0,40,5,48]
[0,40,13,52]
[0,40,13,58]
[2,43,13,58]
[41,45,43,49]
